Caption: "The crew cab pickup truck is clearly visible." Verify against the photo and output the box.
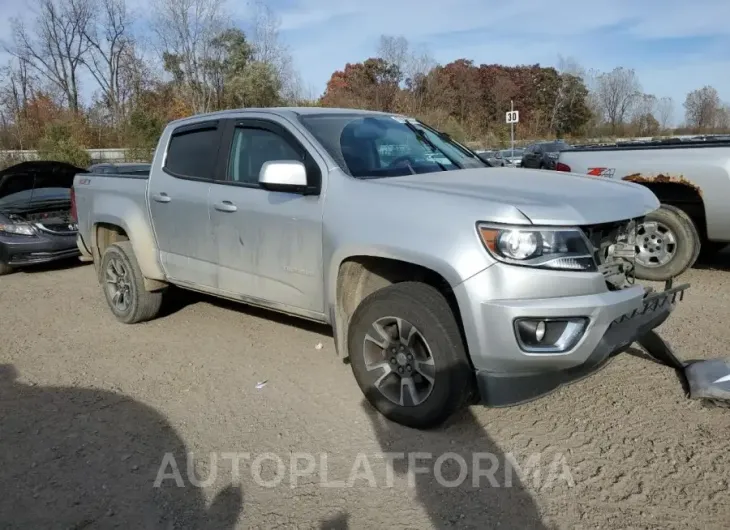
[73,107,687,428]
[557,140,730,281]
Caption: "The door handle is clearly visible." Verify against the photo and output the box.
[214,201,237,213]
[152,192,171,203]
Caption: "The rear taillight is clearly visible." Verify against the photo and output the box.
[555,162,571,172]
[70,187,78,221]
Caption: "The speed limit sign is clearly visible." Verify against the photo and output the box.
[506,110,519,124]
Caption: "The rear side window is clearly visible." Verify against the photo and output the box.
[165,124,219,179]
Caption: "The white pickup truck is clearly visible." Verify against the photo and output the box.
[557,139,730,281]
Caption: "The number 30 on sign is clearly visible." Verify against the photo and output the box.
[506,111,519,124]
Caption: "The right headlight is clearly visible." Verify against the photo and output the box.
[477,223,596,271]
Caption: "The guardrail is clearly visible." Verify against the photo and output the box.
[0,148,135,162]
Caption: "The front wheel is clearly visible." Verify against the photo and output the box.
[348,282,475,429]
[100,241,163,324]
[634,204,700,281]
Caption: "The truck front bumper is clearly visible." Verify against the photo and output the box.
[454,265,688,407]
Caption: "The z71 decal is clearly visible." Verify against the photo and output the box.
[586,167,615,178]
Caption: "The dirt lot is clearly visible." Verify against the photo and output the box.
[1,254,730,529]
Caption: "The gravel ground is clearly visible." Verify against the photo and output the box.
[1,254,730,529]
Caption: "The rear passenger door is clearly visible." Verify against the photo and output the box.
[208,117,326,315]
[148,120,224,287]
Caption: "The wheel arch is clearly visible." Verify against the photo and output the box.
[624,179,707,239]
[92,217,167,291]
[330,253,468,361]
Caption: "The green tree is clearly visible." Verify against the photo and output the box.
[37,122,91,167]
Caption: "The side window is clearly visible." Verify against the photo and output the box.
[228,127,303,185]
[165,124,219,179]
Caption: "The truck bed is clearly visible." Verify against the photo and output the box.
[571,138,730,152]
[73,172,153,260]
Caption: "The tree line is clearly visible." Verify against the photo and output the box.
[0,1,728,167]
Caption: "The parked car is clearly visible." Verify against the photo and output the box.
[87,162,151,176]
[521,141,573,169]
[499,148,525,167]
[0,161,88,275]
[73,108,686,429]
[556,138,730,281]
[475,150,506,167]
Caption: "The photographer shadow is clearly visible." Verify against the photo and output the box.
[361,382,550,529]
[0,364,242,529]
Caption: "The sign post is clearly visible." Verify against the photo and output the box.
[505,102,519,156]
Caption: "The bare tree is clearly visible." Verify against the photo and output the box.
[0,58,39,148]
[684,85,721,131]
[632,93,656,120]
[656,97,674,131]
[81,0,133,123]
[248,0,300,102]
[152,0,229,113]
[377,35,409,74]
[550,56,587,134]
[717,104,730,131]
[595,67,641,134]
[7,0,94,112]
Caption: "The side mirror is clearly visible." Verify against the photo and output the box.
[259,160,308,193]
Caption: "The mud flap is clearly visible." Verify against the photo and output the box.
[637,329,730,406]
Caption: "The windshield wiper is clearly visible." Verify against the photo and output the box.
[401,121,457,171]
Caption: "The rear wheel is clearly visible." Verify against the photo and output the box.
[348,282,475,429]
[0,261,13,276]
[634,204,700,281]
[100,241,163,324]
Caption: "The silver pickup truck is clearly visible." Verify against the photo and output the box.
[557,140,730,281]
[73,107,687,428]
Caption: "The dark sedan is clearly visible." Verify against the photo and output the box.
[520,141,573,170]
[0,161,88,275]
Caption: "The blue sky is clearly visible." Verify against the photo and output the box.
[265,0,730,123]
[2,0,729,125]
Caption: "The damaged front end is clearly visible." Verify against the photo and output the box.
[582,218,642,290]
[582,217,730,408]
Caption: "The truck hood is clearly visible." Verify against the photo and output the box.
[370,167,660,226]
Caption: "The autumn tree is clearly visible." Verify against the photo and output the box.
[321,58,401,112]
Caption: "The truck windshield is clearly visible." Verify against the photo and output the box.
[298,114,488,178]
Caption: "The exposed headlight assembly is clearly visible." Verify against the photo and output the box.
[477,224,596,271]
[0,222,37,236]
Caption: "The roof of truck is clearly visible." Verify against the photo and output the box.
[166,107,400,127]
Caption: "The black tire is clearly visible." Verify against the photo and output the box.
[634,204,700,281]
[348,282,475,429]
[100,241,163,324]
[0,261,12,276]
